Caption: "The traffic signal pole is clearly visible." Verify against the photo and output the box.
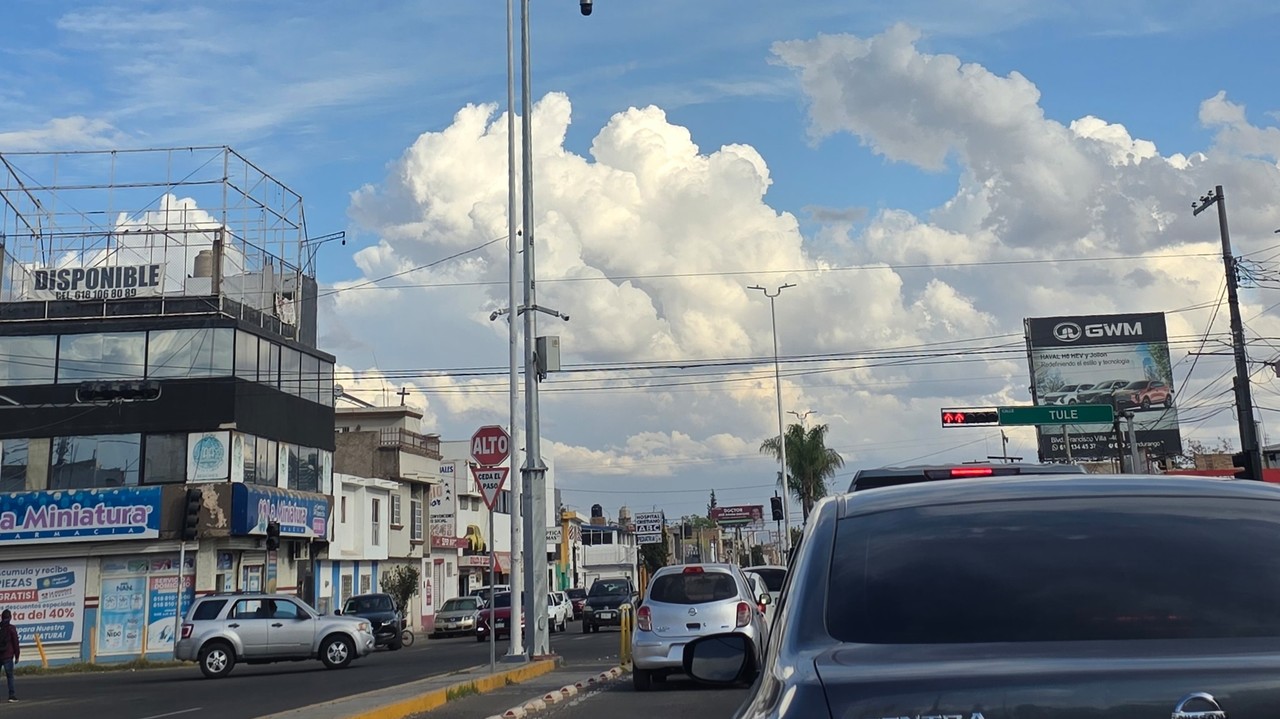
[1193,186,1262,479]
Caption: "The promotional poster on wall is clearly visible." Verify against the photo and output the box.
[1026,312,1183,462]
[99,555,195,655]
[0,559,86,645]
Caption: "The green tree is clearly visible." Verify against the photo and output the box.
[760,423,845,520]
[640,536,670,575]
[379,564,420,616]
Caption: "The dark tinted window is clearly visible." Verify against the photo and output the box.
[491,593,511,608]
[828,497,1280,643]
[589,580,630,596]
[192,599,228,620]
[566,589,587,599]
[1124,380,1150,389]
[750,568,787,592]
[649,572,737,604]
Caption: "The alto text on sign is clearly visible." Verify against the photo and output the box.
[470,425,511,467]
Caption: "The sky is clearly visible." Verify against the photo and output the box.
[2,1,1280,525]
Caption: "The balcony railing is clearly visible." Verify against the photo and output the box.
[378,428,441,459]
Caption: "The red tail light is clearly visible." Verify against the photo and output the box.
[735,601,751,628]
[637,605,652,632]
[757,602,767,615]
[950,467,994,478]
[682,566,704,574]
[181,623,193,639]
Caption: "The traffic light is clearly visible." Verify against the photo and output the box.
[1232,451,1263,481]
[182,487,202,541]
[770,496,784,522]
[265,520,281,551]
[940,409,1000,427]
[76,380,162,403]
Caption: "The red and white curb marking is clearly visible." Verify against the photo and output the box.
[487,666,627,719]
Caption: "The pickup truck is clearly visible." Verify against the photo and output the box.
[581,577,636,633]
[685,475,1280,718]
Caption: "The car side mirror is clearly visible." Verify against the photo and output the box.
[334,609,342,615]
[683,633,753,685]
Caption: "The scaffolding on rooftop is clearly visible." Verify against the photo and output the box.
[0,146,326,343]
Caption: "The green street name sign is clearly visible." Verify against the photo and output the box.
[997,404,1115,426]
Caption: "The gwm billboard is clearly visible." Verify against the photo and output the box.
[1025,312,1182,462]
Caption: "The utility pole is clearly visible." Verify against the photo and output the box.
[749,283,795,553]
[503,0,524,661]
[1193,185,1262,479]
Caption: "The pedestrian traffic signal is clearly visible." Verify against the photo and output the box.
[265,520,281,551]
[182,487,202,541]
[76,379,162,403]
[940,409,1000,427]
[770,496,784,522]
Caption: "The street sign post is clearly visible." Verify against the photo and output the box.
[471,466,510,511]
[997,404,1114,426]
[470,425,511,467]
[634,511,664,545]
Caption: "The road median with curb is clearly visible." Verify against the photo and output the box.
[256,658,561,719]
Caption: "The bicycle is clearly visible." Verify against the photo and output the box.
[400,625,416,647]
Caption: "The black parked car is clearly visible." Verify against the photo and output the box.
[685,475,1280,718]
[581,577,636,633]
[340,593,403,650]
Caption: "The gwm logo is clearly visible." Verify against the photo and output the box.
[1052,321,1143,343]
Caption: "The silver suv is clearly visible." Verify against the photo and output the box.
[630,563,769,691]
[176,594,376,678]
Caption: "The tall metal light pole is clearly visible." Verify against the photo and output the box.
[504,0,524,660]
[1193,185,1262,479]
[749,283,795,553]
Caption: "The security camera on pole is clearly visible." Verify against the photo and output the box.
[471,425,511,672]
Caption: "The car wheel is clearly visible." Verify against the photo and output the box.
[582,621,591,634]
[1165,396,1174,408]
[321,635,355,669]
[632,668,653,692]
[389,635,404,651]
[1141,397,1151,410]
[476,633,486,643]
[198,641,235,679]
[652,671,667,684]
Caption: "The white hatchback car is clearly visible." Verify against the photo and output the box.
[631,564,769,691]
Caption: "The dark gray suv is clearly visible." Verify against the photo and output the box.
[683,476,1280,717]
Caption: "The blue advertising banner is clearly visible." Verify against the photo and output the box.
[0,487,162,545]
[231,484,330,539]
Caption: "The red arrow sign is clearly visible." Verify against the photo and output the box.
[470,425,510,467]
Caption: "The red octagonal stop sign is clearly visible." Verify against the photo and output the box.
[470,425,510,467]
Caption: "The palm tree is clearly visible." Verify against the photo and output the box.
[760,423,844,520]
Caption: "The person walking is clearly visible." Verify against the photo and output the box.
[0,609,18,702]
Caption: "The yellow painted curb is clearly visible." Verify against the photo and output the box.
[345,659,560,719]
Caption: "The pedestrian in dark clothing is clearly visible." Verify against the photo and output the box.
[0,608,18,701]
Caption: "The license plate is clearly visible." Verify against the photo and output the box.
[597,611,615,620]
[496,621,507,628]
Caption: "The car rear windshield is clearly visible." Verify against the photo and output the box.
[750,568,786,592]
[191,599,227,621]
[827,496,1280,643]
[567,589,586,599]
[649,572,738,605]
[490,593,511,608]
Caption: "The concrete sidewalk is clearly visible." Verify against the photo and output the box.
[411,661,626,719]
[256,658,564,719]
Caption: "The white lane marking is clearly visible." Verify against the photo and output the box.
[137,708,203,719]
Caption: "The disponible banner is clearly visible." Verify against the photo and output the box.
[0,559,86,645]
[1026,312,1182,461]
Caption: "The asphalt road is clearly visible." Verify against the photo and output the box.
[543,674,750,719]
[7,622,624,719]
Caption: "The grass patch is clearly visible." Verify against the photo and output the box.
[16,658,189,676]
[445,682,479,702]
